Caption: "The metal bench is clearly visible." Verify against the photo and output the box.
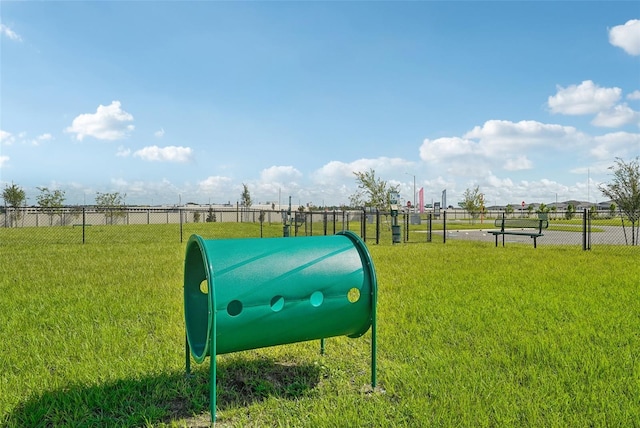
[489,217,548,248]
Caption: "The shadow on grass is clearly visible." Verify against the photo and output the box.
[5,357,321,427]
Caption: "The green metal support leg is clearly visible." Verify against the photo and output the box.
[371,284,377,388]
[210,328,217,424]
[185,335,191,376]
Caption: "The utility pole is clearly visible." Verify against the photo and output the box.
[405,173,416,213]
[413,175,416,214]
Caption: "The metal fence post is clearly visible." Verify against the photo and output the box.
[443,210,447,243]
[406,213,410,242]
[583,209,587,250]
[376,209,380,245]
[333,210,336,235]
[180,208,183,243]
[582,208,591,251]
[361,208,366,242]
[588,210,592,250]
[323,212,328,236]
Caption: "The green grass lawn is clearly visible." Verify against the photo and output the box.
[1,225,638,426]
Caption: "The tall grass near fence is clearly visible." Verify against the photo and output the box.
[1,226,639,426]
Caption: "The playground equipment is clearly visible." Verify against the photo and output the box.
[390,191,401,244]
[183,231,378,422]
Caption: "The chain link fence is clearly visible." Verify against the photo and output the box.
[1,206,638,254]
[0,206,359,245]
[434,209,639,250]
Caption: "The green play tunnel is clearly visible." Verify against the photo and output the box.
[183,231,378,422]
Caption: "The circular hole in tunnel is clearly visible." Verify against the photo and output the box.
[270,295,285,312]
[310,291,324,307]
[199,280,208,294]
[227,300,243,316]
[347,287,361,303]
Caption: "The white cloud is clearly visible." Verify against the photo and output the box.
[110,178,129,188]
[154,128,165,138]
[0,24,22,42]
[464,120,580,151]
[101,178,184,203]
[419,120,586,180]
[65,101,134,141]
[570,162,612,176]
[468,174,586,207]
[0,155,9,168]
[486,173,514,189]
[260,165,302,183]
[419,137,479,162]
[250,166,305,198]
[628,90,640,101]
[313,157,414,185]
[133,145,193,162]
[589,131,640,160]
[198,175,232,192]
[30,133,54,146]
[0,130,15,145]
[313,161,355,181]
[116,146,131,157]
[548,80,621,115]
[608,19,640,56]
[0,131,54,146]
[591,103,640,128]
[311,161,359,187]
[504,155,533,171]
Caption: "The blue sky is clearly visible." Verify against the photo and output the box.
[1,1,639,207]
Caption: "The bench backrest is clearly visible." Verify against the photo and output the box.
[494,218,549,232]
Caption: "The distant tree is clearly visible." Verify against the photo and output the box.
[460,186,482,222]
[550,206,557,219]
[565,203,576,220]
[526,204,534,217]
[350,169,399,211]
[537,203,549,213]
[294,204,307,231]
[536,203,550,220]
[589,205,598,219]
[609,203,617,219]
[599,157,640,245]
[2,182,26,208]
[36,187,66,226]
[2,182,26,227]
[95,191,126,225]
[193,211,201,223]
[240,183,252,209]
[206,207,217,222]
[504,204,514,217]
[239,183,252,222]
